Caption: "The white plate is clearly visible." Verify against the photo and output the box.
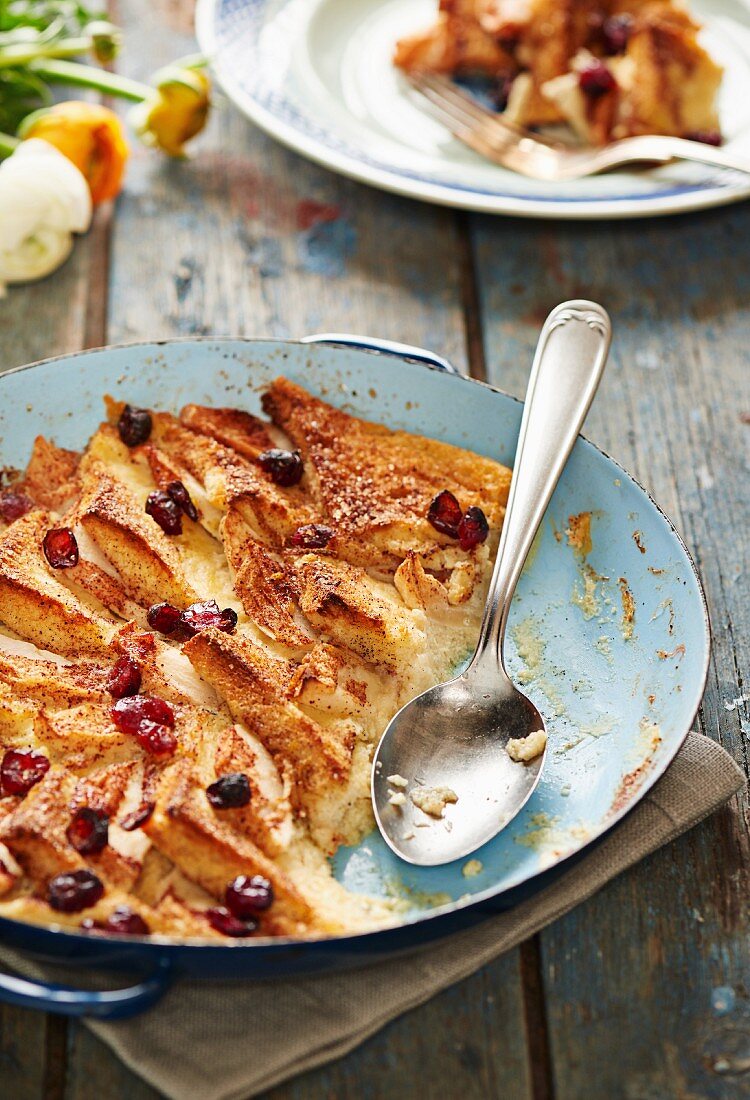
[196,0,750,219]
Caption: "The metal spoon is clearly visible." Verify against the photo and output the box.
[372,300,612,866]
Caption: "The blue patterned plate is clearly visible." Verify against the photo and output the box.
[196,0,750,219]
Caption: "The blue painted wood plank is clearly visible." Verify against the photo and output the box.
[470,205,750,1099]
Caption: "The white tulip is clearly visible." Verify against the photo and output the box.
[0,138,92,296]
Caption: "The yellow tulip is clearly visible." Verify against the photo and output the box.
[19,102,129,205]
[130,66,211,157]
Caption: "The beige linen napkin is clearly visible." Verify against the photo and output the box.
[0,732,744,1100]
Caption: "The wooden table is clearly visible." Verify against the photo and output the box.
[1,2,749,1096]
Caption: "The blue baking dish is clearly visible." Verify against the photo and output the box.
[0,335,710,1017]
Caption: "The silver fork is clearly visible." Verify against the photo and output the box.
[408,71,750,182]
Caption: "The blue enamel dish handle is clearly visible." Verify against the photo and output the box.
[300,333,459,374]
[0,956,172,1018]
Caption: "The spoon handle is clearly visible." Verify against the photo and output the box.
[470,300,612,675]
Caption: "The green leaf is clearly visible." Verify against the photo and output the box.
[0,1,112,131]
[0,1,103,36]
[0,64,51,132]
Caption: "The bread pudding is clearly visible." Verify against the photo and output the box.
[395,0,723,146]
[0,379,510,940]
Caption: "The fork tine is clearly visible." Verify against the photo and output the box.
[411,72,511,136]
[411,72,562,151]
[409,77,518,152]
[423,73,564,150]
[408,89,491,144]
[406,89,516,167]
[407,93,522,170]
[414,73,500,120]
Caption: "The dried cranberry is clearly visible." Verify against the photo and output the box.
[147,601,183,635]
[206,773,251,809]
[137,723,176,756]
[145,490,183,535]
[112,694,174,732]
[219,607,238,631]
[427,490,463,537]
[225,875,274,918]
[48,869,104,912]
[180,600,237,636]
[0,749,50,796]
[43,526,79,568]
[104,905,150,935]
[686,130,723,146]
[166,480,198,521]
[206,906,257,937]
[118,404,152,447]
[457,506,490,551]
[579,61,617,99]
[601,13,633,54]
[258,449,304,487]
[106,655,142,698]
[119,801,155,831]
[111,695,176,756]
[0,491,34,524]
[66,807,109,854]
[290,523,334,549]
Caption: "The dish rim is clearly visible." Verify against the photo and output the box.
[0,335,712,949]
[194,0,750,222]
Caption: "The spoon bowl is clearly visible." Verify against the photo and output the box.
[372,667,546,866]
[371,300,612,866]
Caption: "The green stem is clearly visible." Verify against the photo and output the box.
[0,131,20,158]
[0,37,91,70]
[29,58,149,102]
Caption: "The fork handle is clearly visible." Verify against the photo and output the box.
[469,300,611,676]
[592,135,750,178]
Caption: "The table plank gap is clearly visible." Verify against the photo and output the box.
[456,211,488,382]
[519,937,556,1100]
[42,1014,68,1100]
[83,190,115,352]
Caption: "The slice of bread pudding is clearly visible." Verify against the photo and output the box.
[0,380,509,940]
[395,0,723,145]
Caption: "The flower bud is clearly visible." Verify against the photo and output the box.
[85,20,123,64]
[129,65,211,157]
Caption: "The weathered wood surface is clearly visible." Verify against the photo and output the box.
[1,0,749,1095]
